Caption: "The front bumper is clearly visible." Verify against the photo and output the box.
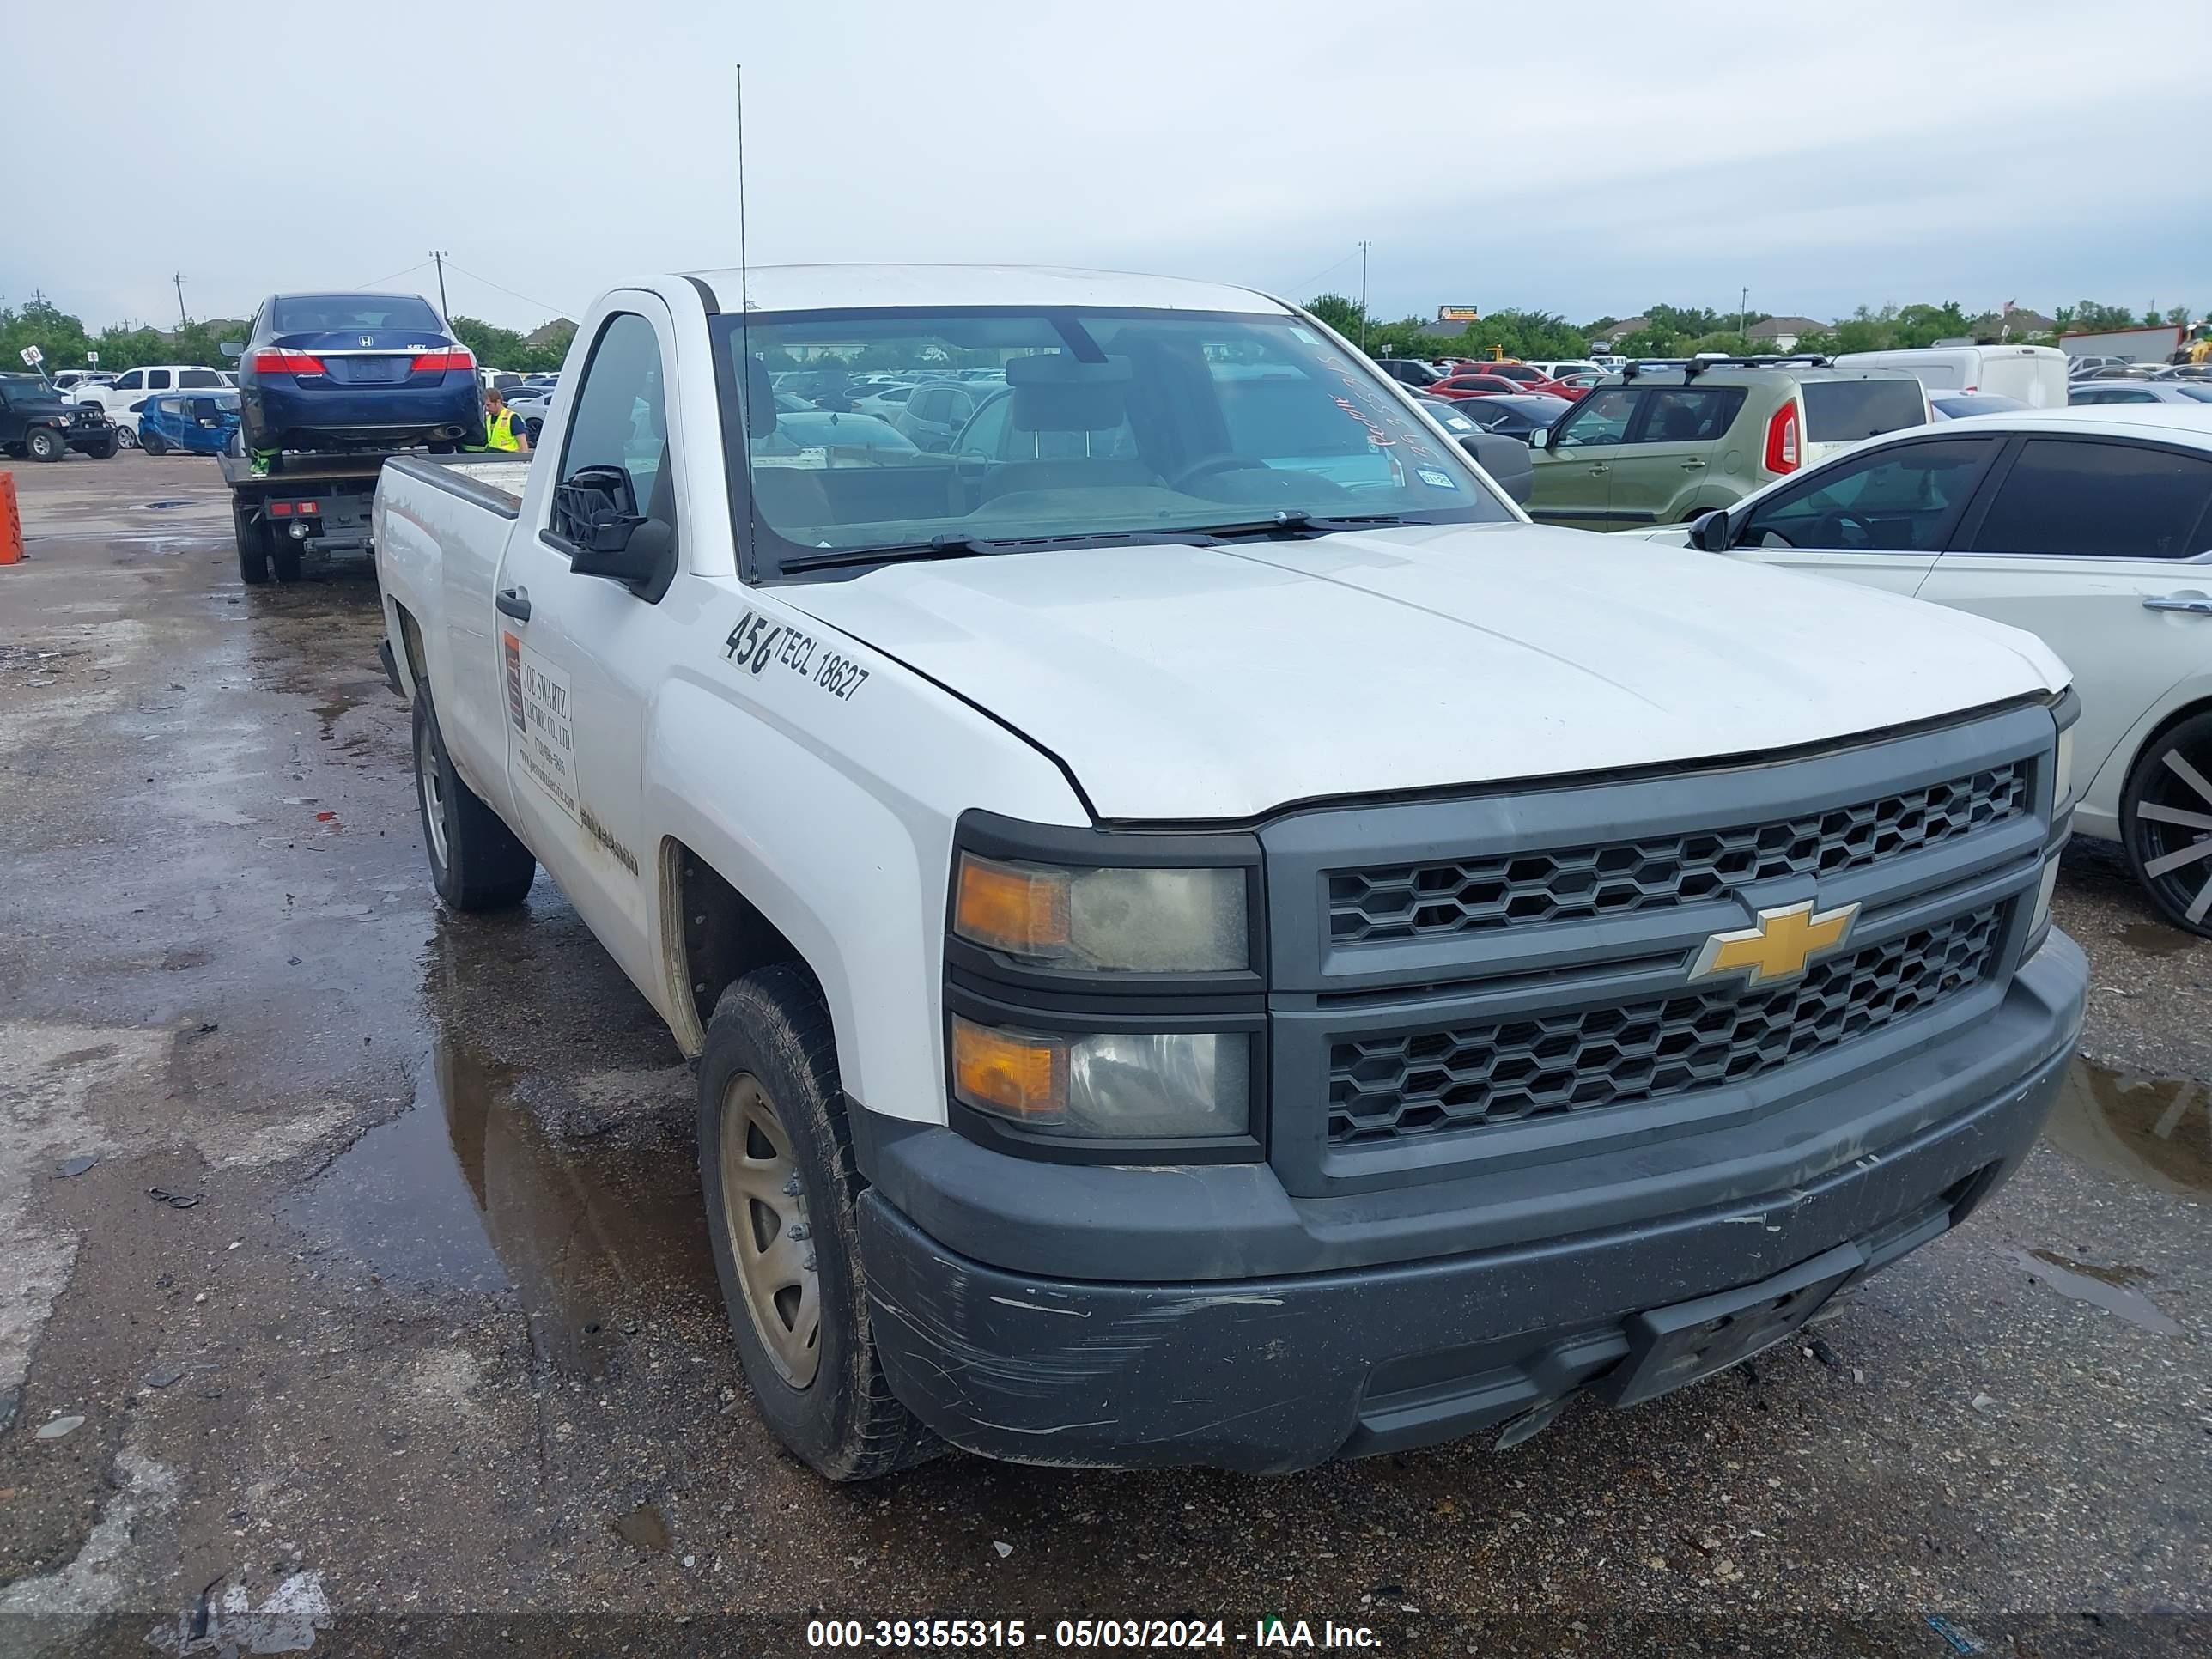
[860,934,2083,1472]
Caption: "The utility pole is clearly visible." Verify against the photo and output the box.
[430,250,450,317]
[1358,240,1372,353]
[173,273,188,328]
[1740,286,1748,341]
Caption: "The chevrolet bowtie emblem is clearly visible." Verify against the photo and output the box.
[1689,900,1861,987]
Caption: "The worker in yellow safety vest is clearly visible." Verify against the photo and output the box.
[466,386,532,453]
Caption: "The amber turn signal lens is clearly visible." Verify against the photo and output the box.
[954,854,1071,957]
[951,1016,1067,1121]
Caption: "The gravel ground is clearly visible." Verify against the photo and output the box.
[0,453,2204,1658]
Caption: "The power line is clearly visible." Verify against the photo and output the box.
[1273,246,1363,302]
[356,259,431,290]
[439,259,568,320]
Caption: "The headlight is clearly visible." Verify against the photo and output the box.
[953,853,1248,972]
[951,1016,1249,1138]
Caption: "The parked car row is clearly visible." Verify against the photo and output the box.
[1618,404,2212,934]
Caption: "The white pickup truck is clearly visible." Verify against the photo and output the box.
[375,265,2087,1480]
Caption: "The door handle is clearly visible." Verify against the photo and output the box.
[1680,459,1707,471]
[2143,596,2212,615]
[1589,463,1610,476]
[495,586,532,622]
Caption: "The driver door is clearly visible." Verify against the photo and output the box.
[1722,434,2005,596]
[1528,386,1637,530]
[494,301,683,975]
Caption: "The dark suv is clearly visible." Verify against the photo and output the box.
[0,374,118,461]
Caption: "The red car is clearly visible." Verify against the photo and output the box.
[1428,374,1529,400]
[1436,362,1589,401]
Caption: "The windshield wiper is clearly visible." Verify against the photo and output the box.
[780,532,1013,574]
[1188,510,1424,542]
[778,513,1428,575]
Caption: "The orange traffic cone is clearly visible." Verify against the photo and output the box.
[0,471,21,565]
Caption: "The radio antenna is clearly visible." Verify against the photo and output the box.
[736,62,759,573]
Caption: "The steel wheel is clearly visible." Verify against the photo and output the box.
[718,1073,820,1388]
[2126,715,2212,934]
[415,714,450,872]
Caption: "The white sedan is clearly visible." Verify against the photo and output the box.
[1619,405,2212,934]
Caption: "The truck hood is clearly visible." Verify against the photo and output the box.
[781,523,2068,822]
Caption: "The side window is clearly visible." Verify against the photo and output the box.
[1553,386,1637,447]
[1969,439,2212,560]
[556,313,672,524]
[1631,387,1745,444]
[145,369,172,391]
[179,369,222,389]
[116,370,143,391]
[1744,438,1995,552]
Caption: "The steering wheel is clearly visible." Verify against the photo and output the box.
[1166,453,1265,492]
[1831,511,1875,548]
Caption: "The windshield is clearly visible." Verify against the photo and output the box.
[715,307,1510,573]
[270,294,443,334]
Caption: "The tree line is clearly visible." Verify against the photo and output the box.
[1304,294,2199,362]
[0,297,574,376]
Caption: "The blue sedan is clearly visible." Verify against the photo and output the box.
[234,291,483,455]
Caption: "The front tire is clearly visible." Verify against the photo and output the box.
[698,965,939,1480]
[117,425,139,450]
[2122,710,2212,936]
[86,434,119,460]
[411,689,536,910]
[140,428,168,456]
[25,427,65,462]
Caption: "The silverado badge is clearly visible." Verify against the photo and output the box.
[1689,900,1861,987]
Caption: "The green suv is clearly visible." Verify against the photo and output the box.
[1526,359,1930,531]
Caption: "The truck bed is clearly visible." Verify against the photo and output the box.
[378,453,531,516]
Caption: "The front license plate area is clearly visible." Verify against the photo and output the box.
[1598,1241,1865,1408]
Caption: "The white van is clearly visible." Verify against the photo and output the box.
[1831,344,2067,408]
[75,365,234,443]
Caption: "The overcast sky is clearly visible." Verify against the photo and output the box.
[8,0,2210,337]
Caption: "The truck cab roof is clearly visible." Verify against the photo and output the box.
[681,263,1296,316]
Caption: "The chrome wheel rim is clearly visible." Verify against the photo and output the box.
[719,1074,820,1388]
[2135,738,2212,930]
[416,718,450,871]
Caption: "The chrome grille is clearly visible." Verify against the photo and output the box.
[1328,904,2005,1146]
[1328,763,2028,944]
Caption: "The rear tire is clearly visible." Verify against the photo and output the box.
[26,427,65,462]
[234,503,270,585]
[411,689,536,910]
[2121,709,2212,937]
[117,425,139,450]
[698,965,939,1481]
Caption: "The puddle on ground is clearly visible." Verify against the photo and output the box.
[2118,921,2202,957]
[2002,1248,2183,1336]
[285,1041,713,1374]
[140,500,195,510]
[611,1503,672,1553]
[2044,1059,2210,1198]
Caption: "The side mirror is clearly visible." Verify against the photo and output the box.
[220,341,244,360]
[555,465,675,598]
[1527,426,1549,450]
[1691,509,1733,553]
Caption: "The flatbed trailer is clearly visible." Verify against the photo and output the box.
[218,450,527,586]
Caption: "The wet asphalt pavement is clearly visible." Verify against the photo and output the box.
[0,453,2206,1657]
